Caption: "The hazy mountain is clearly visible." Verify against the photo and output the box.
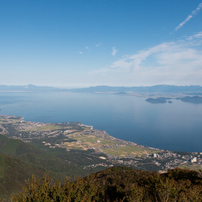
[0,84,61,92]
[1,84,202,93]
[70,85,202,93]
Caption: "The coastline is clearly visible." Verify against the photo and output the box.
[0,114,202,172]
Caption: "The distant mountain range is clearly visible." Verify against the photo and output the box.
[1,84,202,93]
[71,85,202,93]
[0,84,59,92]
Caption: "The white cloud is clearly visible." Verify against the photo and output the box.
[91,35,202,86]
[111,47,118,56]
[175,15,192,32]
[194,32,202,38]
[96,43,102,47]
[111,42,176,70]
[174,2,202,32]
[111,59,133,70]
[186,32,202,40]
[186,36,193,40]
[78,51,83,54]
[85,46,90,50]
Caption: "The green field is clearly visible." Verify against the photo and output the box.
[72,133,116,142]
[31,125,70,131]
[70,134,114,145]
[0,117,21,124]
[178,164,202,172]
[102,145,148,157]
[66,133,157,157]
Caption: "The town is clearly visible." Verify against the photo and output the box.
[0,115,201,172]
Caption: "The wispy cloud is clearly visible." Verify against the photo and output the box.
[111,47,118,56]
[186,32,202,40]
[111,59,133,70]
[96,43,102,47]
[85,46,90,50]
[174,2,202,32]
[110,42,178,71]
[78,51,83,54]
[90,33,202,86]
[194,32,202,38]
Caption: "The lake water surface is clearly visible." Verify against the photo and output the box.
[0,92,202,152]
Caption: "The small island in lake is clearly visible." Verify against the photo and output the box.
[146,97,172,104]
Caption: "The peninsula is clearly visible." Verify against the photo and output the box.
[0,115,201,173]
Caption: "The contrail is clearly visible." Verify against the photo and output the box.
[175,2,202,32]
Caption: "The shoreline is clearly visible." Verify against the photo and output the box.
[1,114,202,173]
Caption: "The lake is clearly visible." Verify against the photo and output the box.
[0,91,202,152]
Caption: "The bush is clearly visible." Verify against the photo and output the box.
[12,167,202,202]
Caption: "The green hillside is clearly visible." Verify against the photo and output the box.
[0,135,83,178]
[0,135,107,200]
[0,134,104,179]
[0,153,46,200]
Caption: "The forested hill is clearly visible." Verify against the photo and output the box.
[13,166,202,202]
[0,134,104,200]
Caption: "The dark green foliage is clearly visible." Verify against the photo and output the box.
[0,135,96,179]
[48,148,108,166]
[0,135,108,200]
[13,167,202,202]
[0,153,46,200]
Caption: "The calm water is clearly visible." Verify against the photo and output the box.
[0,92,202,152]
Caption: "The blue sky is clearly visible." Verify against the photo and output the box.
[1,0,202,88]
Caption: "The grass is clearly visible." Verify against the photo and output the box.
[76,135,97,143]
[101,145,152,157]
[0,118,21,124]
[178,164,202,172]
[97,139,115,145]
[69,134,114,145]
[66,135,116,151]
[31,125,69,131]
[66,133,161,157]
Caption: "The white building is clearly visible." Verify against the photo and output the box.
[190,157,197,163]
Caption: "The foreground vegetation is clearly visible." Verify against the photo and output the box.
[13,167,202,202]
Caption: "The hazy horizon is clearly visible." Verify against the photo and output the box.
[1,83,202,89]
